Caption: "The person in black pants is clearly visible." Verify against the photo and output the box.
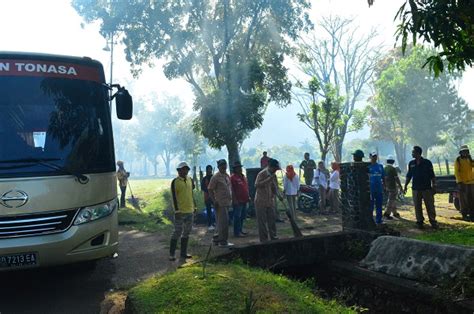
[201,165,215,231]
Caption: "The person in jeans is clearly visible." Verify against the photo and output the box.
[369,152,385,224]
[383,155,403,220]
[255,158,284,242]
[200,165,215,231]
[116,161,130,208]
[283,164,300,219]
[313,161,329,210]
[208,159,234,247]
[404,146,438,229]
[230,161,250,237]
[454,145,474,222]
[169,162,195,262]
[328,162,340,213]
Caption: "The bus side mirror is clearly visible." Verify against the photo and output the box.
[115,88,133,120]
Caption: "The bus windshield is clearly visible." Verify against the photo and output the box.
[0,76,114,178]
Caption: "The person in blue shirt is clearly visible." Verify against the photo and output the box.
[369,152,385,224]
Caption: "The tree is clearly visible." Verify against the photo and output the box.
[297,16,381,161]
[177,116,207,168]
[368,0,474,76]
[294,78,345,162]
[369,46,471,170]
[72,0,312,167]
[136,96,183,176]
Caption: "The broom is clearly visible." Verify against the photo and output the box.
[127,181,142,212]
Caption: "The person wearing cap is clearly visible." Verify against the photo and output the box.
[404,146,438,229]
[283,164,300,219]
[352,149,365,162]
[201,165,216,231]
[369,152,385,224]
[231,161,250,237]
[116,161,130,208]
[454,145,474,222]
[255,158,284,242]
[299,152,317,186]
[208,159,234,247]
[383,155,403,220]
[169,162,196,261]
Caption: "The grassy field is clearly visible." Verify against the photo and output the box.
[127,263,355,313]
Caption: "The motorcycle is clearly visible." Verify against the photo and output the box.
[297,184,320,213]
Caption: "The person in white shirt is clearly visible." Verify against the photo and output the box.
[313,161,330,210]
[283,164,300,219]
[328,162,341,213]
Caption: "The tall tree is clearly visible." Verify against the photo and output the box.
[369,46,470,170]
[294,78,345,162]
[72,0,312,167]
[298,16,381,161]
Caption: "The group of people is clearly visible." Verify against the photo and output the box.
[119,143,474,263]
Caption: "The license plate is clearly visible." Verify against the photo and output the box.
[0,252,38,269]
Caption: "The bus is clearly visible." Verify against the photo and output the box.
[0,52,132,270]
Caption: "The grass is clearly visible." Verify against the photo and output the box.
[414,225,474,246]
[128,263,355,314]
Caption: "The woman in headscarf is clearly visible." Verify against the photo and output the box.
[283,164,300,218]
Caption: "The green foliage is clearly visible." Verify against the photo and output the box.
[295,80,346,162]
[73,0,312,166]
[128,263,355,313]
[393,0,474,76]
[368,46,471,169]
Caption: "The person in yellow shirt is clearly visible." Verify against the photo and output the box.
[169,162,196,261]
[116,161,130,208]
[454,145,474,222]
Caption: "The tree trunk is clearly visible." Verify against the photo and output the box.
[153,161,158,177]
[321,150,328,163]
[165,158,171,177]
[334,140,343,162]
[394,142,407,173]
[226,141,240,173]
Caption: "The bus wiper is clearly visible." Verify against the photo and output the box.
[0,158,89,184]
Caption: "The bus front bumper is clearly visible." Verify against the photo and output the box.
[0,209,118,270]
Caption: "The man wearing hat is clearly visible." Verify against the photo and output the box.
[231,161,250,237]
[352,149,365,162]
[254,158,284,242]
[116,161,130,208]
[208,159,234,247]
[169,162,196,261]
[383,155,403,220]
[369,152,385,224]
[454,145,474,221]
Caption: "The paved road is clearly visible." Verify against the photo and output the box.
[0,229,173,314]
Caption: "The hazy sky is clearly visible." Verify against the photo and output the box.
[1,0,473,149]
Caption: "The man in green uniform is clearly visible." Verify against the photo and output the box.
[383,155,403,219]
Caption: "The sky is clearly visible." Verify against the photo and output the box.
[1,0,473,150]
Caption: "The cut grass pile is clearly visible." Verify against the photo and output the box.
[128,263,355,314]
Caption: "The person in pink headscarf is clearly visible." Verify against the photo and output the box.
[283,165,300,218]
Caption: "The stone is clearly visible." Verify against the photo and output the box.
[360,236,474,284]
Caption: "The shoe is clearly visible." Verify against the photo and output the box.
[431,223,439,230]
[208,225,215,231]
[393,213,401,218]
[217,242,234,248]
[385,216,394,220]
[180,254,192,259]
[276,219,285,223]
[234,233,247,238]
[270,237,279,240]
[416,222,424,229]
[169,255,176,261]
[240,231,248,235]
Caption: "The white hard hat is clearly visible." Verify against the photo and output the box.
[176,162,190,170]
[387,155,395,161]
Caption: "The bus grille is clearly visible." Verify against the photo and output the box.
[0,209,77,238]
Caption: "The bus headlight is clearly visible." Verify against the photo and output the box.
[74,199,117,225]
